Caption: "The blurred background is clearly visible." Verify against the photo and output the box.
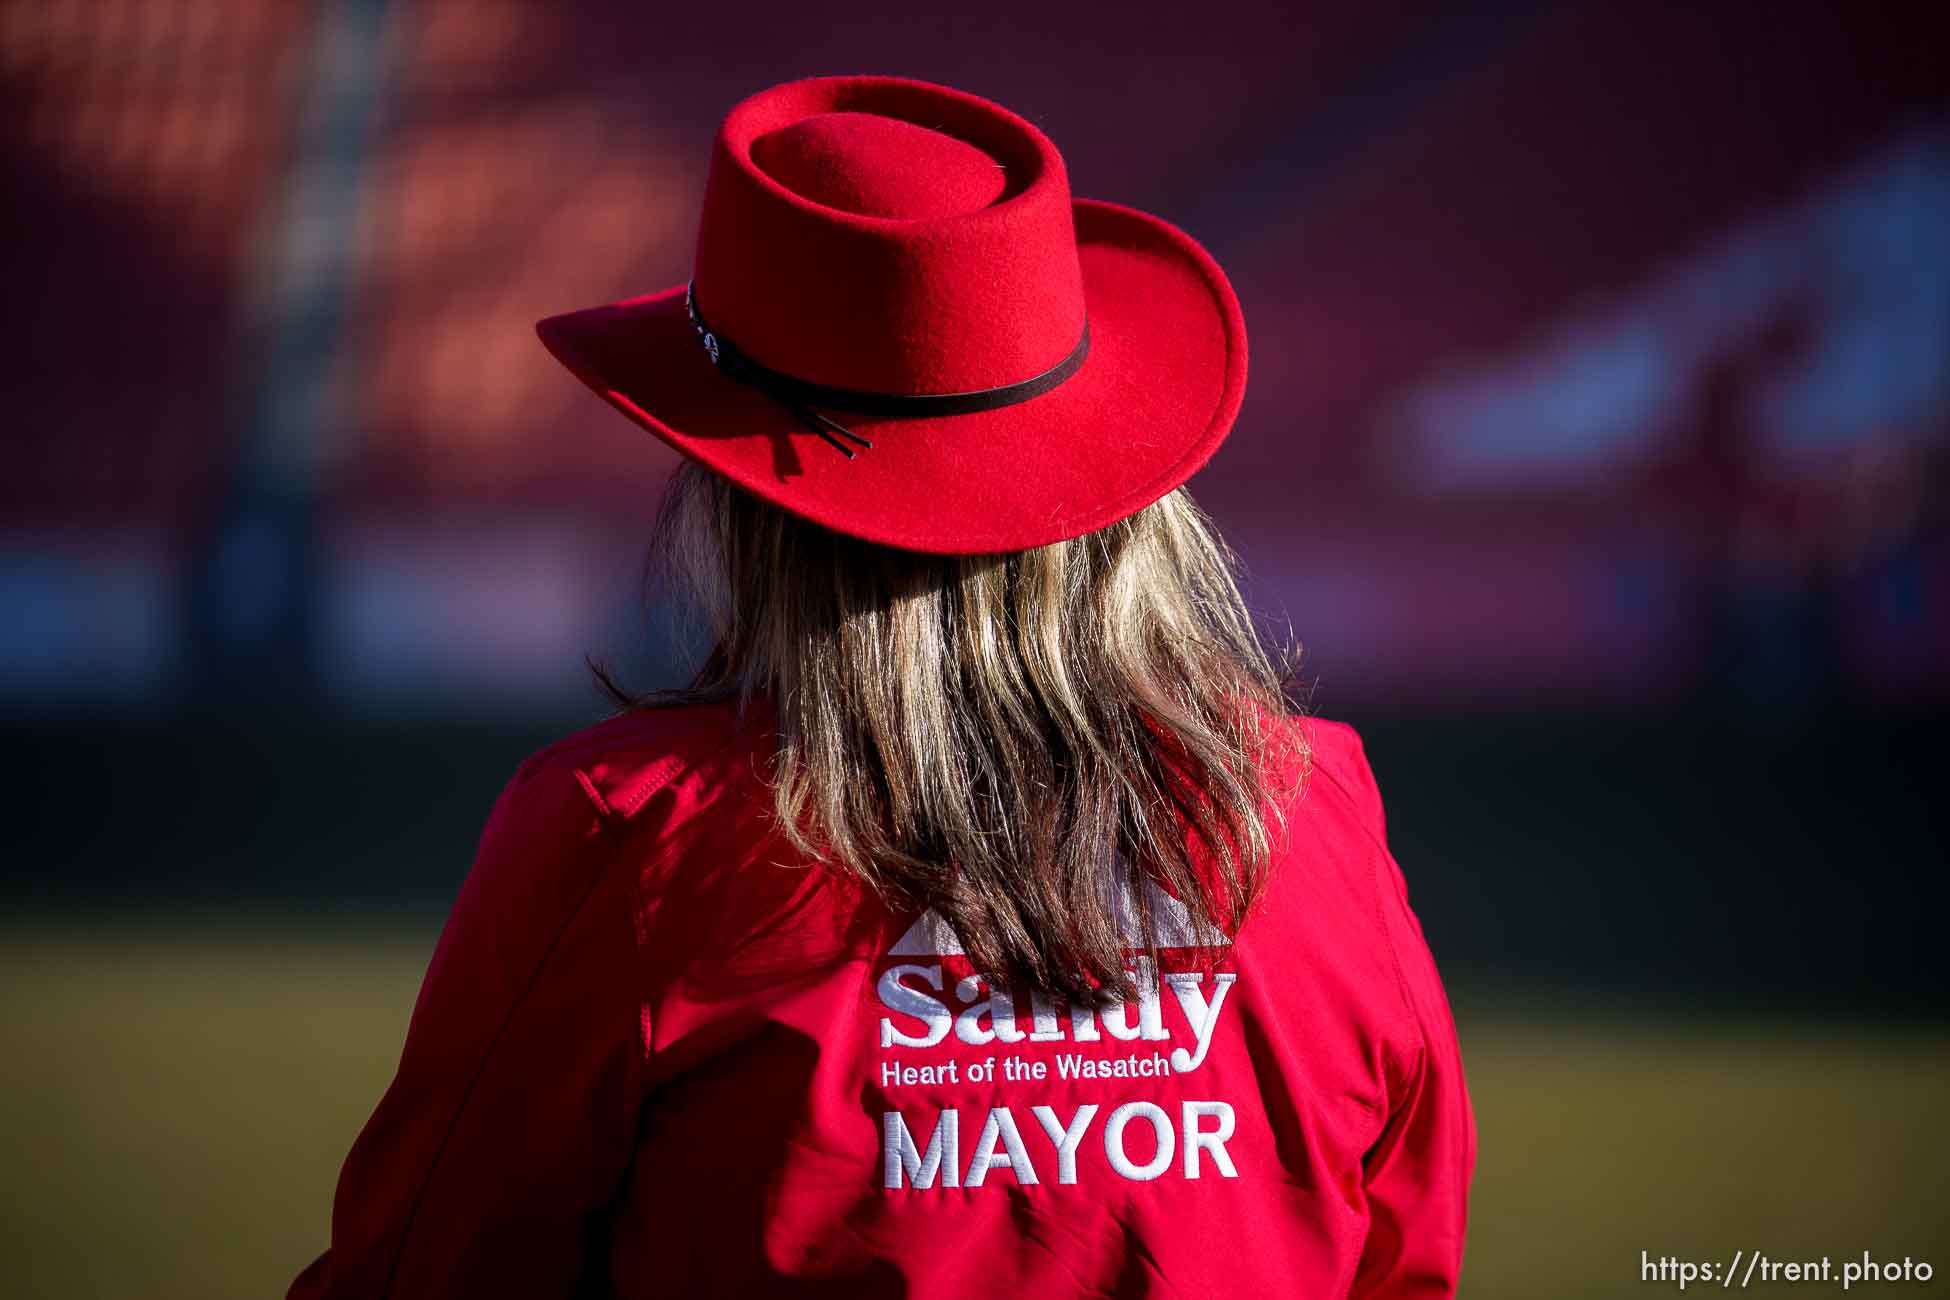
[1,0,1945,1295]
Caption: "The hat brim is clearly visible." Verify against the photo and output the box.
[536,199,1246,555]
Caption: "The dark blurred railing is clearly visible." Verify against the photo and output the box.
[7,710,1944,1016]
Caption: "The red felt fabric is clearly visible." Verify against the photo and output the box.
[750,112,1007,220]
[288,701,1475,1298]
[536,76,1247,554]
[692,76,1087,396]
[541,199,1245,554]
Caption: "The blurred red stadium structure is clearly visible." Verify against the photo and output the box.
[1,0,1943,716]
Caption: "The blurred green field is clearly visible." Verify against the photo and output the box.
[1,922,1945,1299]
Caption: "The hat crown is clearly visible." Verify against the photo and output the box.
[750,112,1007,221]
[692,77,1088,396]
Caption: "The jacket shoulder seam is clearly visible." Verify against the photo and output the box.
[519,717,758,825]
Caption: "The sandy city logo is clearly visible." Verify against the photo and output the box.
[873,879,1243,1190]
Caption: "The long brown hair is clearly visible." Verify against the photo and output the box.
[605,462,1303,1004]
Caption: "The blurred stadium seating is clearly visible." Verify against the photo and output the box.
[1,1,1943,1295]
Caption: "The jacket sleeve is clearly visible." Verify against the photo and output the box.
[1334,731,1478,1300]
[287,757,644,1299]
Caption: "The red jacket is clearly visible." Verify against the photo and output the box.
[289,701,1474,1297]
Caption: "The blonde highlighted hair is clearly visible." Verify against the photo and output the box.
[607,462,1303,1004]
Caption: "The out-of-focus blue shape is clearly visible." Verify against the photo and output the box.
[1389,119,1950,492]
[186,0,395,709]
[0,539,180,715]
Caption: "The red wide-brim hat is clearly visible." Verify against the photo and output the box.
[537,76,1246,555]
